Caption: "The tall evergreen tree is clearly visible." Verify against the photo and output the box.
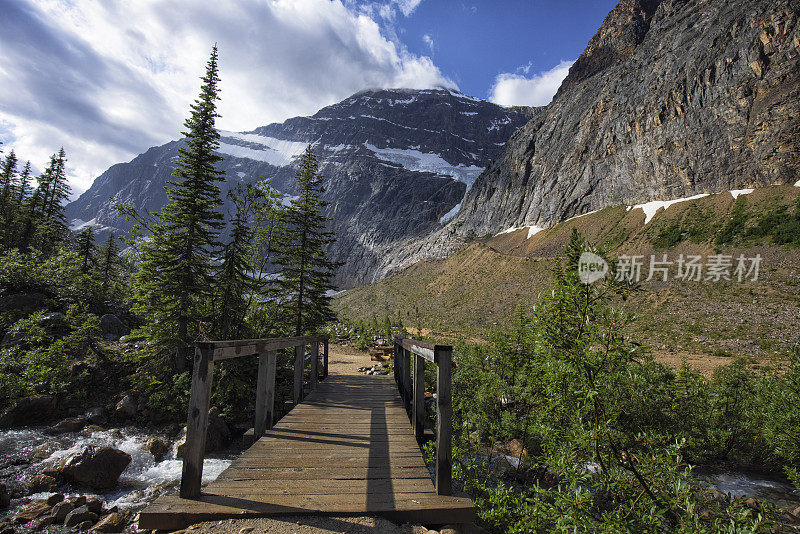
[215,184,258,339]
[75,227,97,274]
[18,149,71,251]
[0,150,18,218]
[98,232,123,297]
[14,161,32,208]
[132,45,225,370]
[274,146,338,336]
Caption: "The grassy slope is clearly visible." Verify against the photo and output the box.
[335,186,800,363]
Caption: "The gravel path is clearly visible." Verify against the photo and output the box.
[171,515,426,533]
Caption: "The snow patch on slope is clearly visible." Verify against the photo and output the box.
[363,143,483,188]
[629,194,710,224]
[730,189,754,199]
[439,203,461,223]
[494,225,544,239]
[217,131,307,167]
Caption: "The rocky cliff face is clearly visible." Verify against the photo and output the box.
[447,0,800,239]
[65,89,534,288]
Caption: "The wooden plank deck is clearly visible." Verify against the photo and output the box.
[139,370,475,530]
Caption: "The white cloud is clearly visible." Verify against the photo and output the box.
[490,60,574,107]
[0,0,451,197]
[395,0,423,16]
[422,34,434,53]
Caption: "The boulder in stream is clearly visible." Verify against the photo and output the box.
[85,407,108,426]
[13,499,51,524]
[64,505,98,528]
[114,395,137,420]
[91,511,128,532]
[47,416,87,434]
[0,395,55,428]
[59,446,131,490]
[145,437,170,461]
[26,474,58,493]
[175,407,231,456]
[52,500,74,522]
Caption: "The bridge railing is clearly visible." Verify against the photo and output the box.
[180,334,329,498]
[393,336,452,495]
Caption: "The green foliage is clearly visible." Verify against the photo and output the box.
[131,45,225,369]
[449,229,778,532]
[652,205,719,248]
[717,194,800,247]
[75,226,97,274]
[274,146,338,336]
[760,344,800,483]
[0,305,111,407]
[653,221,683,248]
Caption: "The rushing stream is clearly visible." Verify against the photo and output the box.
[2,427,799,530]
[0,426,233,525]
[699,468,800,509]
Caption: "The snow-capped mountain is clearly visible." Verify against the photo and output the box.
[65,88,536,288]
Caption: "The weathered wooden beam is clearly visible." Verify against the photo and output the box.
[393,340,399,384]
[197,335,328,350]
[435,347,452,495]
[311,342,319,391]
[180,346,215,498]
[293,345,304,405]
[412,353,425,440]
[395,337,451,363]
[254,350,277,439]
[199,335,329,361]
[402,348,412,408]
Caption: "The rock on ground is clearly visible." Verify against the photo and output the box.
[48,416,88,434]
[59,446,132,490]
[90,512,128,532]
[0,395,55,428]
[146,437,170,461]
[64,505,97,528]
[114,395,137,420]
[100,314,130,341]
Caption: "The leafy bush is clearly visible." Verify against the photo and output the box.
[448,230,778,532]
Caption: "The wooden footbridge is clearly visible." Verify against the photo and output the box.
[139,336,475,530]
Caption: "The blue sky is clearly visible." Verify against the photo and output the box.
[0,0,617,196]
[392,0,616,99]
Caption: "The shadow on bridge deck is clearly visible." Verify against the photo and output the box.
[138,371,475,531]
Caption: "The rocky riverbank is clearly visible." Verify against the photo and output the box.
[0,426,233,532]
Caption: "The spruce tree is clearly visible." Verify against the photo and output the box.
[133,45,225,370]
[274,146,338,336]
[98,232,123,297]
[215,184,258,339]
[41,148,70,223]
[75,226,97,273]
[20,149,71,251]
[0,150,18,218]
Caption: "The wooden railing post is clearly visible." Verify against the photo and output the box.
[323,339,329,378]
[393,338,399,384]
[402,348,411,408]
[254,350,277,438]
[311,342,319,390]
[435,346,452,495]
[293,345,304,405]
[180,345,215,498]
[412,353,425,440]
